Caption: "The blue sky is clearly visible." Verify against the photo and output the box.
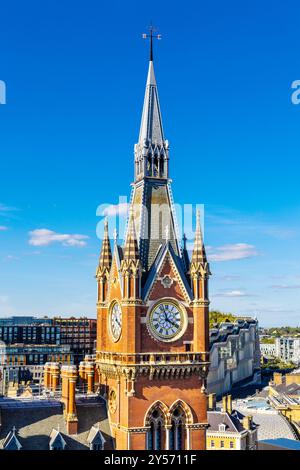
[0,0,300,326]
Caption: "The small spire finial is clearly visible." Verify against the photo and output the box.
[142,25,161,62]
[113,228,118,243]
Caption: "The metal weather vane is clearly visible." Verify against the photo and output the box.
[142,25,161,61]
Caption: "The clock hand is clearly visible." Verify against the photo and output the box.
[166,317,178,328]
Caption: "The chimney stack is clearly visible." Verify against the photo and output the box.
[208,393,216,411]
[273,372,283,385]
[222,395,227,413]
[227,394,232,414]
[61,365,78,435]
[50,363,60,392]
[43,362,51,389]
[242,415,252,430]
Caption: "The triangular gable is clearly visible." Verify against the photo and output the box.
[49,429,66,450]
[3,429,22,450]
[143,242,192,303]
[87,426,106,445]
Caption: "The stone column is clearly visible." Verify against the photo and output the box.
[165,425,171,450]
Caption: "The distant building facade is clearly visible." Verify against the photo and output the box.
[207,319,260,397]
[0,343,73,396]
[260,342,276,358]
[275,337,300,365]
[0,324,60,345]
[0,316,97,364]
[53,317,97,363]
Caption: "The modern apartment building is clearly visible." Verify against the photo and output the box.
[260,342,276,358]
[275,337,300,365]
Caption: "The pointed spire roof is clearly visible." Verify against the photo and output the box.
[191,210,207,264]
[138,59,164,146]
[123,207,139,261]
[97,219,112,270]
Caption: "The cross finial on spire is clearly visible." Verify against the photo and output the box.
[142,25,161,62]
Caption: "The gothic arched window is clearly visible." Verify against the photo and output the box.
[147,408,164,450]
[169,407,185,450]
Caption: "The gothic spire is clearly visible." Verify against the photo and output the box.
[96,219,112,274]
[191,210,207,265]
[123,208,139,261]
[138,57,164,147]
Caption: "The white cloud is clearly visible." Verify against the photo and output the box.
[214,290,249,298]
[101,203,129,217]
[207,243,258,262]
[5,255,19,260]
[0,225,8,231]
[270,284,300,290]
[28,229,89,247]
[0,203,17,214]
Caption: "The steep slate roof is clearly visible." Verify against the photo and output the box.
[207,411,246,433]
[138,60,164,145]
[209,319,258,349]
[0,398,114,450]
[274,382,300,395]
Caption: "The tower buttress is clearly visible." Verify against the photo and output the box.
[190,210,211,353]
[121,207,141,300]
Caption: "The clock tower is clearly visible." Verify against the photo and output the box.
[96,31,211,450]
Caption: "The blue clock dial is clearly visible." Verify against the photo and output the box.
[149,301,184,340]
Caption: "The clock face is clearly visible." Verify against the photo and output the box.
[109,301,122,342]
[148,301,185,341]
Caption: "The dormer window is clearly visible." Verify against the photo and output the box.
[49,429,66,451]
[219,423,226,432]
[87,425,106,450]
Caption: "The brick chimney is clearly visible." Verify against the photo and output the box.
[208,393,216,411]
[50,363,60,392]
[222,395,227,412]
[43,362,51,389]
[85,363,95,394]
[61,365,78,435]
[242,415,252,430]
[227,394,232,414]
[273,372,283,385]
